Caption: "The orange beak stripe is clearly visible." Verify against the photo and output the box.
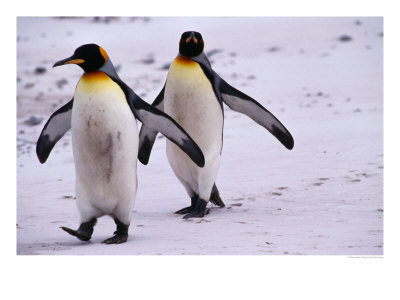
[65,59,85,65]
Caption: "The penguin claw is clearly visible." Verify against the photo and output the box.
[102,234,128,244]
[61,226,91,241]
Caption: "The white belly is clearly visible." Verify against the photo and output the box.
[164,57,223,198]
[71,72,138,220]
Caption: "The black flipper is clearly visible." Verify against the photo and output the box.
[192,53,294,150]
[219,80,294,150]
[138,87,165,165]
[36,99,73,163]
[109,77,205,168]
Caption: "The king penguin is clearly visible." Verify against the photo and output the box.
[138,31,294,219]
[36,44,205,243]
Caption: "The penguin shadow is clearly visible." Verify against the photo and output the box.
[58,234,137,248]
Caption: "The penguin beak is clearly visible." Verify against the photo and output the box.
[53,56,85,67]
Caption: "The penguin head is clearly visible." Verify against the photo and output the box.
[53,44,108,72]
[179,31,204,57]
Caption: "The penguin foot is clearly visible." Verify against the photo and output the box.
[61,218,97,242]
[102,218,129,244]
[175,196,198,215]
[175,206,193,214]
[102,233,128,244]
[183,199,209,219]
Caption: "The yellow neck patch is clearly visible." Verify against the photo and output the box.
[173,56,197,67]
[77,71,123,96]
[81,71,110,82]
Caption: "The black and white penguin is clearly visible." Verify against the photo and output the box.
[138,31,294,219]
[36,44,205,243]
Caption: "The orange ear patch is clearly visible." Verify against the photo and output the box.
[99,46,108,61]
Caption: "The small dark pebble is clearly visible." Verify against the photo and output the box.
[355,20,362,26]
[19,130,25,134]
[378,32,383,37]
[267,46,281,52]
[56,78,68,89]
[114,64,121,72]
[35,66,47,74]
[24,116,43,126]
[161,63,170,70]
[24,82,35,89]
[338,35,353,42]
[141,56,155,65]
[353,108,362,113]
[92,17,118,23]
[206,49,223,58]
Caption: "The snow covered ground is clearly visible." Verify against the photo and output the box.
[16,17,383,255]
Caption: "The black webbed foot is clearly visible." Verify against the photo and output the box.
[102,218,129,244]
[183,199,209,219]
[175,196,198,214]
[61,218,97,242]
[102,233,128,244]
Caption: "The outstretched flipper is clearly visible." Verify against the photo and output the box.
[219,80,294,150]
[109,78,205,168]
[133,96,205,168]
[193,53,294,150]
[36,99,73,163]
[138,87,165,165]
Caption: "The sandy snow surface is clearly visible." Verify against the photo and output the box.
[16,17,383,255]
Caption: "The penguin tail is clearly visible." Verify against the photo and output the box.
[209,184,225,207]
